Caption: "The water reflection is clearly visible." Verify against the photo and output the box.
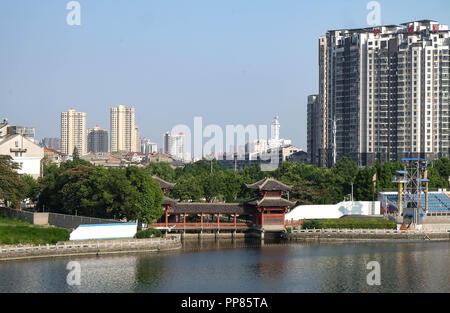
[0,240,448,293]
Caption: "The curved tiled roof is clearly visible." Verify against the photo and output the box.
[152,175,176,189]
[162,196,178,206]
[246,196,296,208]
[245,178,292,191]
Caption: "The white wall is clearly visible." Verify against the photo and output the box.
[286,201,381,221]
[69,223,137,240]
[14,157,42,179]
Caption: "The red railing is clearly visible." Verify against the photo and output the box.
[150,222,253,229]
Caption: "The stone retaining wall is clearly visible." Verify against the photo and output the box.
[0,237,182,261]
[286,229,450,241]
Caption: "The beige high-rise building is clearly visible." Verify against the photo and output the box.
[110,104,138,152]
[61,109,87,156]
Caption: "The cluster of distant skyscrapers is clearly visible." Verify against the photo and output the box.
[307,20,450,167]
[54,104,187,160]
[59,105,142,155]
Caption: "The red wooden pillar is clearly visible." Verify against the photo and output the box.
[183,213,186,226]
[261,209,264,228]
[165,209,168,227]
[200,213,203,227]
[234,214,237,227]
[217,213,220,229]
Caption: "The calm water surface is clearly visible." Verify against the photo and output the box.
[0,239,449,293]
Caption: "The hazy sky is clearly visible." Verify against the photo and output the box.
[1,0,449,151]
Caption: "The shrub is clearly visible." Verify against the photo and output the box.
[302,218,396,230]
[135,228,162,238]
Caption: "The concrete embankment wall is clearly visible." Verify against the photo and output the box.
[0,237,182,261]
[287,229,450,241]
[1,207,121,229]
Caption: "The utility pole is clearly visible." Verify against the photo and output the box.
[351,182,354,212]
[351,182,354,202]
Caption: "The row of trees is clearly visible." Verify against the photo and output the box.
[1,154,449,221]
[0,156,164,224]
[148,157,450,205]
[36,159,164,223]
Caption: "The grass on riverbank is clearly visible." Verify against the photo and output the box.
[0,213,70,246]
[301,218,397,230]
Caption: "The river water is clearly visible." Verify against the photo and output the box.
[0,239,449,293]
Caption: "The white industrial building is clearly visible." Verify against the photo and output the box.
[285,201,381,221]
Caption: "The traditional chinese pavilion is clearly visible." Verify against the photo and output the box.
[151,176,295,233]
[244,178,295,231]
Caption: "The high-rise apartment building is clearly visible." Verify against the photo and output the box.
[309,20,450,167]
[110,104,139,152]
[141,138,158,154]
[61,109,87,155]
[307,95,323,165]
[87,126,108,153]
[163,131,186,161]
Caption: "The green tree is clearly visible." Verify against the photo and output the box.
[37,163,164,223]
[429,158,450,188]
[173,175,204,201]
[21,175,39,201]
[354,166,377,201]
[124,166,164,223]
[201,171,226,202]
[332,157,358,198]
[72,147,80,160]
[59,165,96,215]
[0,155,26,207]
[147,162,175,182]
[290,179,333,205]
[221,171,243,202]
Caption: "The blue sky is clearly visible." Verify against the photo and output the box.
[1,0,449,151]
